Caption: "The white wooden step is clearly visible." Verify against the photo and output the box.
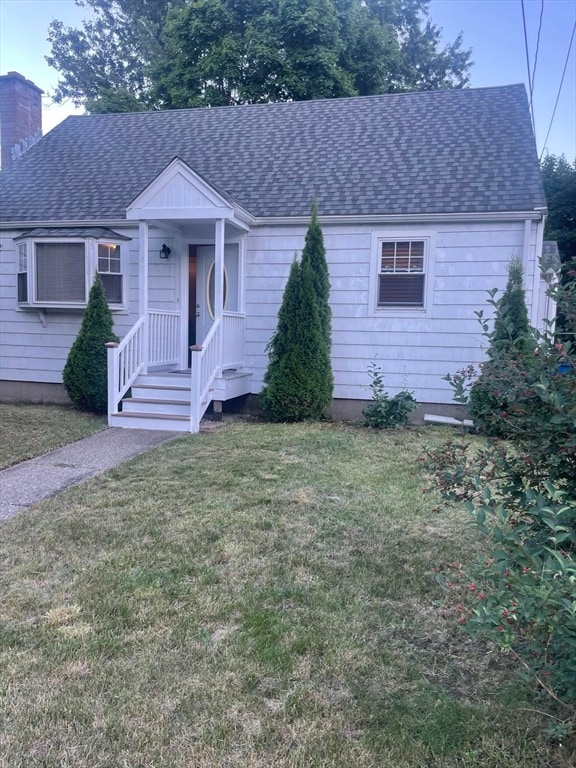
[135,372,190,388]
[122,398,191,417]
[131,383,191,402]
[109,412,191,431]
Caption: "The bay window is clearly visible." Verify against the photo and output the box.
[16,229,128,308]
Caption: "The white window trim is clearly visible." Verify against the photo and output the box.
[369,228,436,317]
[17,237,127,310]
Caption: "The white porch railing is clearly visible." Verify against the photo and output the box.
[149,309,180,367]
[107,309,180,417]
[106,316,146,417]
[222,311,245,369]
[190,319,222,432]
[108,310,247,431]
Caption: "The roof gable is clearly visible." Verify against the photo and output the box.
[127,157,235,220]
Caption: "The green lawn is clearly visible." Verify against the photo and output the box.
[0,404,107,469]
[0,422,573,767]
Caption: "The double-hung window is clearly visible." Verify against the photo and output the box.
[17,242,28,303]
[378,240,425,307]
[370,232,434,313]
[97,243,123,304]
[16,229,128,309]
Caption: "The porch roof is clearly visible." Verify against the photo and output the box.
[13,227,132,240]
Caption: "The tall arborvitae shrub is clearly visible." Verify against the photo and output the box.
[301,199,331,348]
[63,273,118,413]
[469,258,536,434]
[260,258,333,421]
[488,258,533,357]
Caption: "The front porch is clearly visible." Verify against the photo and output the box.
[106,157,254,432]
[107,311,252,432]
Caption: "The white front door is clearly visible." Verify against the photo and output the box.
[196,244,239,343]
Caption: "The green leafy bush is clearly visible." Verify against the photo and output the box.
[362,363,417,429]
[425,276,576,719]
[63,273,118,414]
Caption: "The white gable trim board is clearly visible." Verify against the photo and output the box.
[126,158,253,229]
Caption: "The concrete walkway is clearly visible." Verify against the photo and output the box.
[0,427,181,521]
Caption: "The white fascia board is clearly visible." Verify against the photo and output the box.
[126,206,234,220]
[229,213,252,232]
[231,205,255,227]
[252,210,548,227]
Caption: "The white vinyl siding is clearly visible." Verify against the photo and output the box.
[1,229,139,386]
[244,219,545,406]
[0,217,549,404]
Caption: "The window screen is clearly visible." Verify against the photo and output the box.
[35,242,86,302]
[378,241,425,307]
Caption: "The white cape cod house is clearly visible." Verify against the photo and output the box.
[0,79,551,431]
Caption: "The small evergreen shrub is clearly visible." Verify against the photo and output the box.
[469,258,537,435]
[62,273,118,414]
[362,363,417,429]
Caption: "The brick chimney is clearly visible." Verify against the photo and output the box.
[0,71,43,169]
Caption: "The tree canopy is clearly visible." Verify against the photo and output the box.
[540,154,576,269]
[47,0,471,112]
[540,154,576,337]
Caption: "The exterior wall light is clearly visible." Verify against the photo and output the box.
[160,244,171,259]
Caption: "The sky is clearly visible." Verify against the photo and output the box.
[0,0,574,159]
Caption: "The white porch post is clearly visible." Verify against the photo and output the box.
[214,218,225,320]
[139,220,150,373]
[215,218,225,373]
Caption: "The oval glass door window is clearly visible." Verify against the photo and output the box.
[206,262,228,319]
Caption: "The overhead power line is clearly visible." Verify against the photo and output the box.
[540,21,576,160]
[521,0,536,134]
[530,0,544,108]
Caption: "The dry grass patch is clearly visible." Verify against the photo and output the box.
[0,403,106,469]
[0,421,574,767]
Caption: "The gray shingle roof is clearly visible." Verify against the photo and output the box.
[14,227,131,240]
[0,85,545,223]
